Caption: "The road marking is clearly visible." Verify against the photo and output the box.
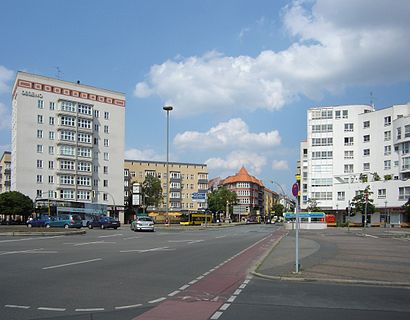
[38,307,66,311]
[179,284,190,290]
[74,241,116,246]
[0,236,63,243]
[98,234,123,238]
[227,295,236,303]
[5,304,30,309]
[239,283,247,289]
[215,236,226,239]
[123,236,141,240]
[188,279,198,285]
[364,234,379,239]
[148,297,166,304]
[120,247,172,253]
[0,248,57,256]
[168,290,180,297]
[196,275,204,280]
[115,304,142,310]
[234,289,242,295]
[75,308,105,312]
[220,303,230,311]
[42,258,102,270]
[210,311,223,319]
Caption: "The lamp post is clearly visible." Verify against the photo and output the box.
[163,105,173,225]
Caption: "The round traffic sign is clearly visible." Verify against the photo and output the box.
[292,183,299,197]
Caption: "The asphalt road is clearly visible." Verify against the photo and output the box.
[0,224,277,320]
[216,276,410,320]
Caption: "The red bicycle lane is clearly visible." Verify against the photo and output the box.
[133,228,287,320]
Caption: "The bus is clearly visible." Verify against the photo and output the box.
[180,213,212,225]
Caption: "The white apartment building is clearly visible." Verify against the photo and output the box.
[11,72,125,218]
[299,103,410,226]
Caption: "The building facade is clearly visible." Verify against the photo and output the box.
[222,167,265,221]
[124,160,209,213]
[299,103,410,225]
[0,151,11,193]
[11,72,125,219]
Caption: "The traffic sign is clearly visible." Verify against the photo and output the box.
[292,183,299,197]
[191,192,207,202]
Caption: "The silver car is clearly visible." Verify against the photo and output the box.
[131,216,155,232]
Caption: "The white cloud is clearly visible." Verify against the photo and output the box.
[0,66,13,95]
[124,148,164,161]
[272,160,289,170]
[0,102,11,130]
[174,118,281,151]
[206,151,267,175]
[134,0,410,117]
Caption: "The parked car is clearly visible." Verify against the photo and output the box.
[87,216,120,229]
[130,216,155,232]
[45,214,82,229]
[26,215,50,228]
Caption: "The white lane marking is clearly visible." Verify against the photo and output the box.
[148,297,166,304]
[38,307,66,311]
[196,275,204,280]
[5,304,30,309]
[234,289,242,295]
[120,247,172,253]
[0,248,57,256]
[115,304,142,310]
[179,284,190,290]
[188,279,198,285]
[42,258,102,270]
[244,279,250,284]
[168,290,180,297]
[210,311,223,319]
[239,283,247,289]
[220,303,230,311]
[74,241,116,246]
[364,234,379,239]
[75,308,105,312]
[123,236,141,240]
[215,236,226,239]
[203,271,210,276]
[98,234,123,238]
[0,236,63,243]
[227,295,236,303]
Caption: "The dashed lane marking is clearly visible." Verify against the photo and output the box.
[148,297,166,304]
[98,234,123,238]
[0,248,58,256]
[38,307,66,312]
[210,311,223,319]
[115,304,142,310]
[168,290,180,297]
[75,308,105,312]
[5,304,30,309]
[120,247,173,253]
[42,258,102,270]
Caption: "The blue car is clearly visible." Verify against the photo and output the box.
[45,214,82,229]
[26,215,50,228]
[87,216,120,229]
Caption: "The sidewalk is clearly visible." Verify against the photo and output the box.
[254,227,410,287]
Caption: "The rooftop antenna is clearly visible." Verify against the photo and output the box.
[55,66,63,80]
[370,91,375,109]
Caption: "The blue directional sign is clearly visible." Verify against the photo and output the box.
[191,192,207,202]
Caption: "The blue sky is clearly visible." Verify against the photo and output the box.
[1,0,410,196]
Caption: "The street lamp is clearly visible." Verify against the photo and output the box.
[163,105,173,225]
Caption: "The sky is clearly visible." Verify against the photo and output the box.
[1,0,410,197]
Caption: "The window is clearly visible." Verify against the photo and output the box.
[49,102,55,110]
[37,144,43,153]
[384,145,391,156]
[37,129,43,139]
[78,118,92,129]
[402,157,410,171]
[77,147,92,158]
[104,139,109,147]
[344,123,353,132]
[104,125,109,133]
[344,137,353,146]
[37,100,44,109]
[61,116,75,127]
[311,178,333,187]
[94,110,100,118]
[78,162,91,172]
[397,127,402,140]
[60,189,75,200]
[77,176,91,186]
[363,149,370,156]
[60,145,75,156]
[60,175,75,185]
[312,138,333,146]
[312,151,333,159]
[49,146,54,155]
[363,121,370,128]
[378,189,386,199]
[335,110,341,119]
[337,191,345,201]
[60,160,75,170]
[78,133,92,144]
[403,142,410,155]
[405,125,410,138]
[363,135,370,143]
[60,130,75,141]
[311,192,332,200]
[37,115,43,124]
[399,187,410,200]
[384,160,391,170]
[48,176,54,184]
[49,116,55,125]
[344,164,353,173]
[36,175,43,183]
[363,163,370,171]
[104,111,110,120]
[342,110,348,119]
[48,161,54,169]
[94,124,99,132]
[61,100,76,112]
[103,166,108,174]
[103,180,108,187]
[312,124,333,133]
[77,191,91,200]
[384,131,391,141]
[344,150,354,159]
[103,193,108,201]
[104,152,109,161]
[49,131,55,140]
[78,104,92,115]
[384,116,391,126]
[36,160,43,168]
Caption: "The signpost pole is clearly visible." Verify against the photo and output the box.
[292,182,300,273]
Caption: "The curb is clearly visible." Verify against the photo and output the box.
[251,272,410,288]
[0,230,86,236]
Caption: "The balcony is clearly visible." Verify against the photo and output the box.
[198,179,208,184]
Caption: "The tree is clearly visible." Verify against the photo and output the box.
[306,198,320,212]
[142,175,163,208]
[271,203,284,217]
[402,198,410,221]
[207,187,237,213]
[0,191,33,217]
[350,185,375,215]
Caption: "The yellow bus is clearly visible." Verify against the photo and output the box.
[180,213,212,225]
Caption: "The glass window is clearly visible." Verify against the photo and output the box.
[384,116,391,126]
[363,135,370,142]
[37,144,43,153]
[37,100,44,109]
[397,127,402,140]
[363,163,370,171]
[363,149,370,156]
[384,145,391,155]
[344,123,354,132]
[37,129,43,139]
[37,115,43,124]
[384,160,391,170]
[384,131,391,141]
[49,102,55,110]
[363,121,370,128]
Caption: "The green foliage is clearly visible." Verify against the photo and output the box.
[384,174,392,180]
[402,197,410,217]
[271,203,284,216]
[306,198,320,212]
[0,191,33,216]
[372,172,381,181]
[359,173,368,183]
[207,187,237,213]
[142,175,163,207]
[350,185,375,215]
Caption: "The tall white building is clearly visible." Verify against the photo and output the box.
[299,103,410,226]
[11,72,125,218]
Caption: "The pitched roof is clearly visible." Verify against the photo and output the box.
[223,166,264,187]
